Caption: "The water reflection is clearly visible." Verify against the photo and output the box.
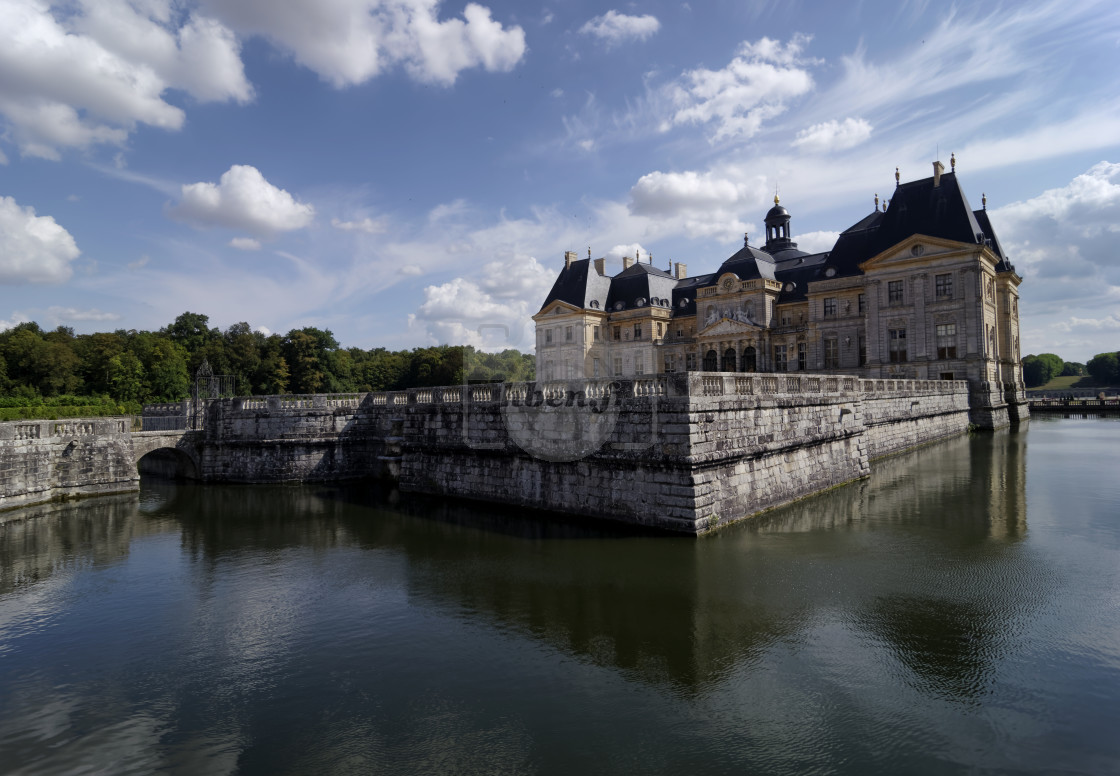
[5,424,1107,776]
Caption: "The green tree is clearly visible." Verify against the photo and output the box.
[283,330,325,393]
[144,338,190,400]
[1060,361,1086,377]
[1087,352,1120,385]
[1022,353,1064,388]
[253,335,290,395]
[107,351,145,402]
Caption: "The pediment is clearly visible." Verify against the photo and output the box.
[698,317,764,338]
[859,234,969,272]
[533,300,583,319]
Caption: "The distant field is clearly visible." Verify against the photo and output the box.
[1035,375,1100,391]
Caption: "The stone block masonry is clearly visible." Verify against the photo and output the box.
[2,374,972,534]
[395,373,970,534]
[0,418,140,514]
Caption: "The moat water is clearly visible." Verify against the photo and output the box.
[1,417,1119,775]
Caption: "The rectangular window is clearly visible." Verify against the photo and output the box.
[797,342,806,371]
[824,337,839,369]
[858,334,866,366]
[545,329,552,344]
[613,326,620,341]
[823,297,837,318]
[634,323,642,339]
[593,358,601,378]
[936,323,957,359]
[686,353,697,372]
[888,280,904,305]
[935,273,953,299]
[940,372,955,381]
[889,328,908,362]
[565,360,572,378]
[565,325,572,342]
[781,313,791,326]
[593,327,599,342]
[613,357,622,376]
[656,322,663,337]
[774,344,788,372]
[635,355,644,375]
[676,326,684,338]
[858,293,866,314]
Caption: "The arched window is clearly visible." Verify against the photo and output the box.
[742,346,756,372]
[703,349,718,371]
[722,348,737,372]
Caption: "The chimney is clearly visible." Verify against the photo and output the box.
[593,257,605,276]
[564,250,578,269]
[622,255,635,270]
[932,160,944,188]
[675,262,687,279]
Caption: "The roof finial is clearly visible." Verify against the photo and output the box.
[883,199,888,212]
[982,192,987,210]
[874,193,879,210]
[636,248,641,263]
[895,166,900,187]
[950,152,956,172]
[744,231,749,247]
[774,192,780,205]
[588,246,591,259]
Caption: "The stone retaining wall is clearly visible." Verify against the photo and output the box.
[0,418,139,515]
[2,374,972,532]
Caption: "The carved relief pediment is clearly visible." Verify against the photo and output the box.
[698,317,764,338]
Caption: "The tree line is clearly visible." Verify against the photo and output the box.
[0,312,535,408]
[1022,351,1120,388]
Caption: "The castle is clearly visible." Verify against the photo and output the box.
[534,160,1027,427]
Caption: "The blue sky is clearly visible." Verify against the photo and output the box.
[1,0,1119,362]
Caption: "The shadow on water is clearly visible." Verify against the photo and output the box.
[3,426,1045,705]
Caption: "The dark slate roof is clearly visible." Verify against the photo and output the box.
[670,273,715,318]
[715,244,778,281]
[538,258,612,312]
[604,261,678,313]
[774,252,830,303]
[973,209,1014,271]
[827,172,1003,277]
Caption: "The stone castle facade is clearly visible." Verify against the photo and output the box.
[533,161,1027,427]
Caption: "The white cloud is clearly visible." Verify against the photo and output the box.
[256,325,271,335]
[663,34,816,142]
[993,162,1120,358]
[0,196,81,284]
[45,306,121,323]
[580,11,660,46]
[408,256,553,349]
[127,254,150,270]
[229,237,262,250]
[201,0,526,87]
[0,312,30,332]
[331,216,387,233]
[0,0,250,159]
[399,265,424,276]
[792,118,873,153]
[169,165,315,236]
[795,230,841,254]
[1053,314,1120,333]
[628,169,766,240]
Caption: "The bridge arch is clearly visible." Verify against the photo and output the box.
[132,431,201,481]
